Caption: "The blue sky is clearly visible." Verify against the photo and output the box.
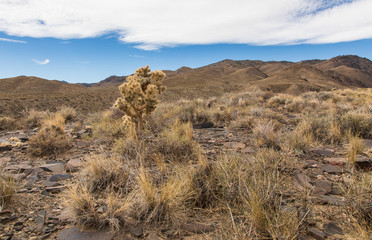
[0,0,372,83]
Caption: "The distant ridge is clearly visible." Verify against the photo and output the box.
[1,55,371,99]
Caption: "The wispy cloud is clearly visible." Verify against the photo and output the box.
[0,0,371,50]
[0,37,26,43]
[32,58,50,65]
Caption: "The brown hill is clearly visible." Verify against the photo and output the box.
[0,76,87,94]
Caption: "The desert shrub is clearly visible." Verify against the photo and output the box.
[0,117,20,131]
[134,168,188,225]
[25,109,51,128]
[347,134,365,164]
[0,173,16,209]
[114,66,166,133]
[154,120,200,162]
[57,106,77,122]
[90,114,126,142]
[267,94,289,108]
[67,184,131,231]
[229,115,255,131]
[343,172,372,238]
[113,137,146,161]
[253,119,281,149]
[287,122,313,153]
[80,154,134,193]
[29,114,72,156]
[285,97,306,113]
[302,115,343,145]
[341,113,372,138]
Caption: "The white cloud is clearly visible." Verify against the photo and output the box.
[0,37,26,43]
[0,0,371,50]
[32,58,50,65]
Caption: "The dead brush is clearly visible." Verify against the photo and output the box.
[57,106,77,123]
[25,109,52,129]
[347,134,365,164]
[341,112,372,138]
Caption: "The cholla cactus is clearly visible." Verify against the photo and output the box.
[114,66,166,134]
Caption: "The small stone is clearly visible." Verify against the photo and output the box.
[43,180,60,187]
[324,158,346,166]
[314,180,332,195]
[45,186,65,193]
[321,165,342,174]
[59,207,75,223]
[307,228,327,240]
[65,159,83,172]
[181,223,215,234]
[223,142,246,150]
[355,155,372,171]
[323,222,343,236]
[241,146,255,154]
[129,226,143,237]
[310,148,334,157]
[0,144,12,151]
[147,233,160,240]
[292,172,312,189]
[48,174,73,182]
[315,195,344,206]
[193,122,214,129]
[58,228,115,240]
[39,163,65,173]
[27,174,39,184]
[304,160,318,168]
[36,210,46,233]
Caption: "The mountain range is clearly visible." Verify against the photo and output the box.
[1,55,372,100]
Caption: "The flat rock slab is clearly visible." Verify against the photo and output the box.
[223,142,246,150]
[292,172,312,189]
[181,223,215,234]
[40,163,65,173]
[355,155,372,171]
[321,165,342,174]
[313,195,344,206]
[314,180,332,195]
[65,159,83,172]
[323,222,343,236]
[310,148,334,157]
[307,228,327,240]
[48,174,73,182]
[58,228,115,240]
[324,158,346,166]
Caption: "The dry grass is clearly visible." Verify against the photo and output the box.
[0,173,16,210]
[347,134,365,164]
[29,113,72,156]
[0,117,20,131]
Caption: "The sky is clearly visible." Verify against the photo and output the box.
[0,0,372,83]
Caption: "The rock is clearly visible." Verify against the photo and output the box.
[314,195,344,206]
[181,223,215,234]
[0,157,12,162]
[27,174,39,184]
[76,141,90,148]
[304,160,318,169]
[324,158,347,166]
[39,163,65,173]
[331,185,343,195]
[13,221,23,231]
[310,148,334,157]
[193,122,214,129]
[0,144,12,151]
[4,164,31,173]
[307,228,327,240]
[48,174,73,182]
[24,167,43,177]
[323,222,343,236]
[292,172,312,189]
[58,228,115,240]
[314,180,332,195]
[147,233,160,240]
[223,142,246,150]
[321,165,342,174]
[36,210,46,233]
[59,207,75,223]
[45,186,65,193]
[65,159,83,172]
[355,155,372,171]
[241,146,255,154]
[43,180,60,187]
[362,139,372,149]
[129,226,143,237]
